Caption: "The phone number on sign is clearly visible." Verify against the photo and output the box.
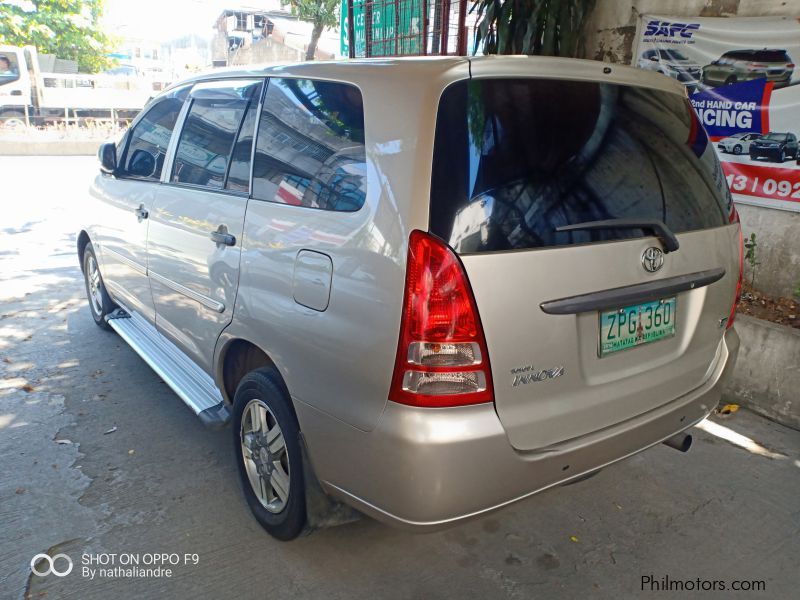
[721,163,800,202]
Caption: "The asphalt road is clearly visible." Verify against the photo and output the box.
[1,155,799,600]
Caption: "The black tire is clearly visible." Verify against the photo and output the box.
[0,110,26,129]
[733,144,742,155]
[82,242,115,330]
[232,368,306,541]
[724,75,737,86]
[778,149,786,163]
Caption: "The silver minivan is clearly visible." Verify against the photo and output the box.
[80,56,742,540]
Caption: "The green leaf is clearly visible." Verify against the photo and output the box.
[470,0,595,56]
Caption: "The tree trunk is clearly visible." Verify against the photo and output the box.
[306,21,325,60]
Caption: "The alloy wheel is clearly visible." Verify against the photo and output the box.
[86,254,104,315]
[240,399,291,513]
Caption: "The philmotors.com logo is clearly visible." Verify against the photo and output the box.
[30,553,73,577]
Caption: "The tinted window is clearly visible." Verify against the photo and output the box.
[120,86,190,180]
[171,79,262,190]
[226,93,261,192]
[252,78,366,211]
[430,79,730,254]
[754,50,790,62]
[723,51,752,61]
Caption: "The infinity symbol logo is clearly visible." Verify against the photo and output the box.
[30,553,73,577]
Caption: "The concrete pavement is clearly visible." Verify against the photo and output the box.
[1,156,798,600]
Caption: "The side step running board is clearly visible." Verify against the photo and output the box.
[106,309,230,428]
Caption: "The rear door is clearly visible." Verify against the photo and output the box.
[429,76,739,451]
[147,78,262,372]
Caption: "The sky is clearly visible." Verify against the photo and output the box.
[3,1,293,44]
[102,0,271,43]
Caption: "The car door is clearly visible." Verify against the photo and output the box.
[92,85,190,322]
[146,78,263,372]
[788,134,798,157]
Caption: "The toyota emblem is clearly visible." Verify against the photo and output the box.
[642,247,664,273]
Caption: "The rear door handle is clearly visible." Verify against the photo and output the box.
[134,204,148,221]
[210,227,235,247]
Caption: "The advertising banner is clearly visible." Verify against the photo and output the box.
[634,15,800,212]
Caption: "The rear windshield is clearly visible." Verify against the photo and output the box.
[724,50,789,62]
[430,79,731,254]
[752,50,791,62]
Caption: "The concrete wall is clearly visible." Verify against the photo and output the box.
[723,315,800,430]
[738,205,800,298]
[581,0,800,298]
[0,140,100,156]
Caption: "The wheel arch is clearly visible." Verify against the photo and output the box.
[77,230,91,272]
[216,337,297,420]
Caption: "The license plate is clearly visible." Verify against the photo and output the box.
[599,298,676,357]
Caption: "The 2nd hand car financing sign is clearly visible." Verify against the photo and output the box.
[635,15,800,211]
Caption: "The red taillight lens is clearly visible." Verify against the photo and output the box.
[727,224,744,329]
[389,230,493,407]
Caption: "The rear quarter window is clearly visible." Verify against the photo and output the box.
[430,78,731,254]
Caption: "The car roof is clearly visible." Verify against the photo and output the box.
[161,55,685,97]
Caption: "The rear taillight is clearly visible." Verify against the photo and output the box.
[389,230,493,407]
[727,222,744,330]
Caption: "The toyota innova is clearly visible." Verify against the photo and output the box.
[79,56,742,540]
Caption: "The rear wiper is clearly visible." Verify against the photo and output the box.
[555,218,680,253]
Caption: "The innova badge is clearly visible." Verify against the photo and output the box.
[642,247,664,273]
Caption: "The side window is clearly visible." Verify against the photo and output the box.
[171,79,263,190]
[0,52,21,84]
[120,86,190,180]
[225,88,262,193]
[252,78,367,211]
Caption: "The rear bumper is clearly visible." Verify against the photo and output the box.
[300,328,740,531]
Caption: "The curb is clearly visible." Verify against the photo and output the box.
[723,315,800,431]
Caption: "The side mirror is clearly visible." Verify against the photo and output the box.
[649,55,659,62]
[128,149,157,178]
[98,142,117,174]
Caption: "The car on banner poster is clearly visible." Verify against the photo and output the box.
[702,49,796,89]
[638,49,702,86]
[748,132,799,163]
[717,132,763,155]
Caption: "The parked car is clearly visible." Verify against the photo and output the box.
[717,132,762,155]
[79,57,742,541]
[702,49,795,88]
[748,132,799,162]
[638,48,702,85]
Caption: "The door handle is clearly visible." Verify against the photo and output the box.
[210,227,235,247]
[134,204,148,221]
